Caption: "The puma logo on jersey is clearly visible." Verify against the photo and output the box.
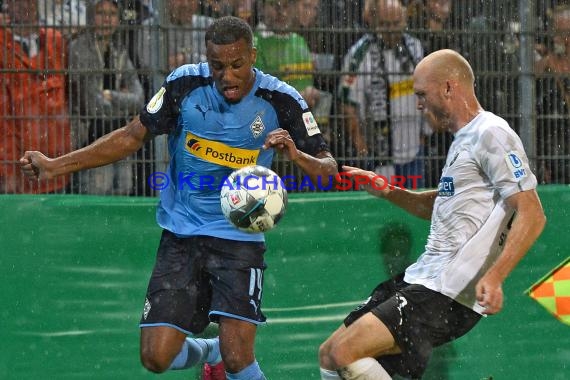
[194,104,209,120]
[448,151,460,167]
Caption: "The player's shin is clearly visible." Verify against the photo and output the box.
[226,360,266,380]
[169,336,221,370]
[338,357,392,380]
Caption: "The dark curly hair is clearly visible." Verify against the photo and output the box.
[205,16,253,47]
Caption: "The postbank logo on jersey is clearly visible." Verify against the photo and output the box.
[505,151,527,180]
[438,176,455,197]
[185,132,259,169]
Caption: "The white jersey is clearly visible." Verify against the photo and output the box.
[404,112,537,314]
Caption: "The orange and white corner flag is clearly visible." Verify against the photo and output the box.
[526,256,570,326]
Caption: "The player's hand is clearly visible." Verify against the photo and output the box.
[19,151,53,181]
[341,165,391,197]
[263,128,300,161]
[475,272,504,315]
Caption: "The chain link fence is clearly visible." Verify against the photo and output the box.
[1,0,568,195]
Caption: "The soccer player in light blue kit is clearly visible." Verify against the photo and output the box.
[20,16,338,380]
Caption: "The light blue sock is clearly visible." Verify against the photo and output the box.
[226,360,266,380]
[169,336,220,370]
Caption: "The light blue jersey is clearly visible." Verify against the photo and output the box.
[140,63,327,241]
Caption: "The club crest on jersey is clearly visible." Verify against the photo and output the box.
[505,151,527,180]
[302,111,320,136]
[438,176,455,197]
[146,87,165,114]
[250,115,265,138]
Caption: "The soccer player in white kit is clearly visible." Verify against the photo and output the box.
[318,49,546,379]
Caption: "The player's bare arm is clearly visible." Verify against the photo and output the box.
[263,128,338,186]
[342,165,437,220]
[20,116,151,181]
[476,189,546,315]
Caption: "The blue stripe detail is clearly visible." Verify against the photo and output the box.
[139,322,192,335]
[209,311,267,325]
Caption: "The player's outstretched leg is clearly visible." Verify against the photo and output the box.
[215,317,266,380]
[337,358,392,380]
[169,336,221,370]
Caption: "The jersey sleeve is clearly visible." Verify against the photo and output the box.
[277,94,329,157]
[475,125,537,199]
[139,79,180,135]
[257,86,329,157]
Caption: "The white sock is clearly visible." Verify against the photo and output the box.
[320,367,342,379]
[338,358,392,380]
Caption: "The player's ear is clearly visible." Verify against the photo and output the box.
[251,46,257,65]
[444,80,453,98]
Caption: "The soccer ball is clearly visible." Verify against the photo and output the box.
[220,165,288,233]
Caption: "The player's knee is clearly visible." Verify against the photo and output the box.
[320,340,352,369]
[318,341,332,368]
[140,348,171,373]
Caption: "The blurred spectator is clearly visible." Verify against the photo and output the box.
[201,0,234,18]
[231,0,256,26]
[288,0,334,136]
[68,0,144,195]
[407,0,457,187]
[459,2,520,117]
[338,0,428,189]
[38,0,87,40]
[118,0,153,90]
[0,1,10,25]
[407,0,459,53]
[0,0,71,193]
[138,0,213,71]
[535,4,570,184]
[119,0,155,196]
[254,0,325,119]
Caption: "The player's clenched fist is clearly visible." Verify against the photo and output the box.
[19,151,51,180]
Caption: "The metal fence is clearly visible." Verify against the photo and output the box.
[1,0,569,195]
